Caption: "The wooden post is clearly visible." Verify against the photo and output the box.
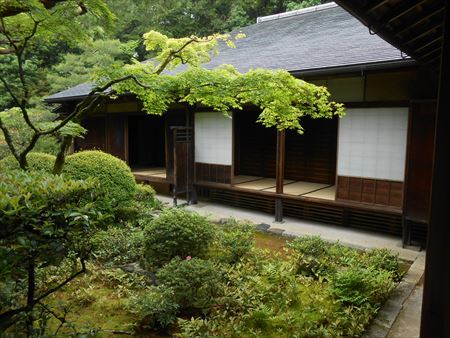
[275,129,286,222]
[420,6,450,337]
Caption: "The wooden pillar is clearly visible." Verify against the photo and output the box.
[275,129,286,222]
[420,6,450,337]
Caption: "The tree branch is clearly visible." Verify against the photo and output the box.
[0,258,87,333]
[0,116,20,162]
[0,1,88,18]
[19,132,40,169]
[154,37,203,75]
[35,258,87,304]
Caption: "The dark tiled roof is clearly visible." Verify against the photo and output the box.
[45,3,410,103]
[45,83,95,102]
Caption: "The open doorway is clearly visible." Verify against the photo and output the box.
[128,114,166,178]
[233,109,337,200]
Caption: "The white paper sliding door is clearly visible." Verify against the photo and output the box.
[337,107,408,181]
[195,112,232,165]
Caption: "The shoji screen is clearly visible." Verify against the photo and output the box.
[337,107,408,181]
[195,112,232,165]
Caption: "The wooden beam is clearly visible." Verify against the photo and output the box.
[385,0,429,26]
[420,4,450,337]
[405,23,442,45]
[396,7,445,37]
[365,0,390,14]
[415,36,442,53]
[275,129,286,222]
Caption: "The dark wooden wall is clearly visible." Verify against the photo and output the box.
[195,163,231,184]
[336,176,403,208]
[76,115,127,161]
[402,100,436,244]
[234,110,277,177]
[285,118,337,184]
[76,117,107,152]
[128,115,165,167]
[403,100,436,223]
[165,110,187,181]
[234,110,337,183]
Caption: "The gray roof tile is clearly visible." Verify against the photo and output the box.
[45,3,409,103]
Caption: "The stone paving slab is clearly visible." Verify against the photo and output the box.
[157,195,421,261]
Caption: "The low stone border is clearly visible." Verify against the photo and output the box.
[364,253,425,338]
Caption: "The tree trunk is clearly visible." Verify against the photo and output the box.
[52,136,73,174]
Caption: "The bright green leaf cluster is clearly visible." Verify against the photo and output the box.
[97,31,344,134]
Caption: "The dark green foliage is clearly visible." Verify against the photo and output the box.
[288,235,337,279]
[135,183,156,202]
[0,170,106,334]
[288,235,332,257]
[106,0,323,41]
[91,226,146,266]
[128,286,179,330]
[131,183,162,222]
[361,248,401,280]
[0,109,60,160]
[156,257,224,311]
[330,267,395,307]
[213,221,255,264]
[143,208,215,268]
[0,152,56,171]
[63,150,136,210]
[114,184,159,223]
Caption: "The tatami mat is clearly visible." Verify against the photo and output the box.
[235,178,294,191]
[132,167,166,176]
[233,175,263,184]
[263,181,329,195]
[303,185,336,200]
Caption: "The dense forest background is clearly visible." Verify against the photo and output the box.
[0,0,324,157]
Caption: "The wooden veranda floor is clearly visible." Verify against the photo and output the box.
[132,167,167,182]
[233,175,336,200]
[131,170,336,201]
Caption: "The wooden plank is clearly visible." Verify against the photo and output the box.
[348,177,363,201]
[362,179,377,204]
[389,181,404,208]
[276,130,286,194]
[421,5,450,336]
[375,180,390,205]
[404,101,436,221]
[337,176,350,199]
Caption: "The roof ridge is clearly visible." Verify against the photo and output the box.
[256,2,338,23]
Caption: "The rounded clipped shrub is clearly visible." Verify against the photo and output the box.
[135,183,156,202]
[144,208,215,268]
[63,150,136,208]
[0,152,55,171]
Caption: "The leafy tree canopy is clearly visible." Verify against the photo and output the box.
[98,31,344,134]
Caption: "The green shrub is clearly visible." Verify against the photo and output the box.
[128,286,179,330]
[362,248,401,279]
[288,236,337,279]
[288,235,331,257]
[330,266,395,306]
[156,257,224,312]
[91,225,145,265]
[0,152,55,171]
[0,170,106,332]
[143,208,215,268]
[63,150,136,209]
[135,183,156,202]
[131,183,161,222]
[213,221,255,264]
